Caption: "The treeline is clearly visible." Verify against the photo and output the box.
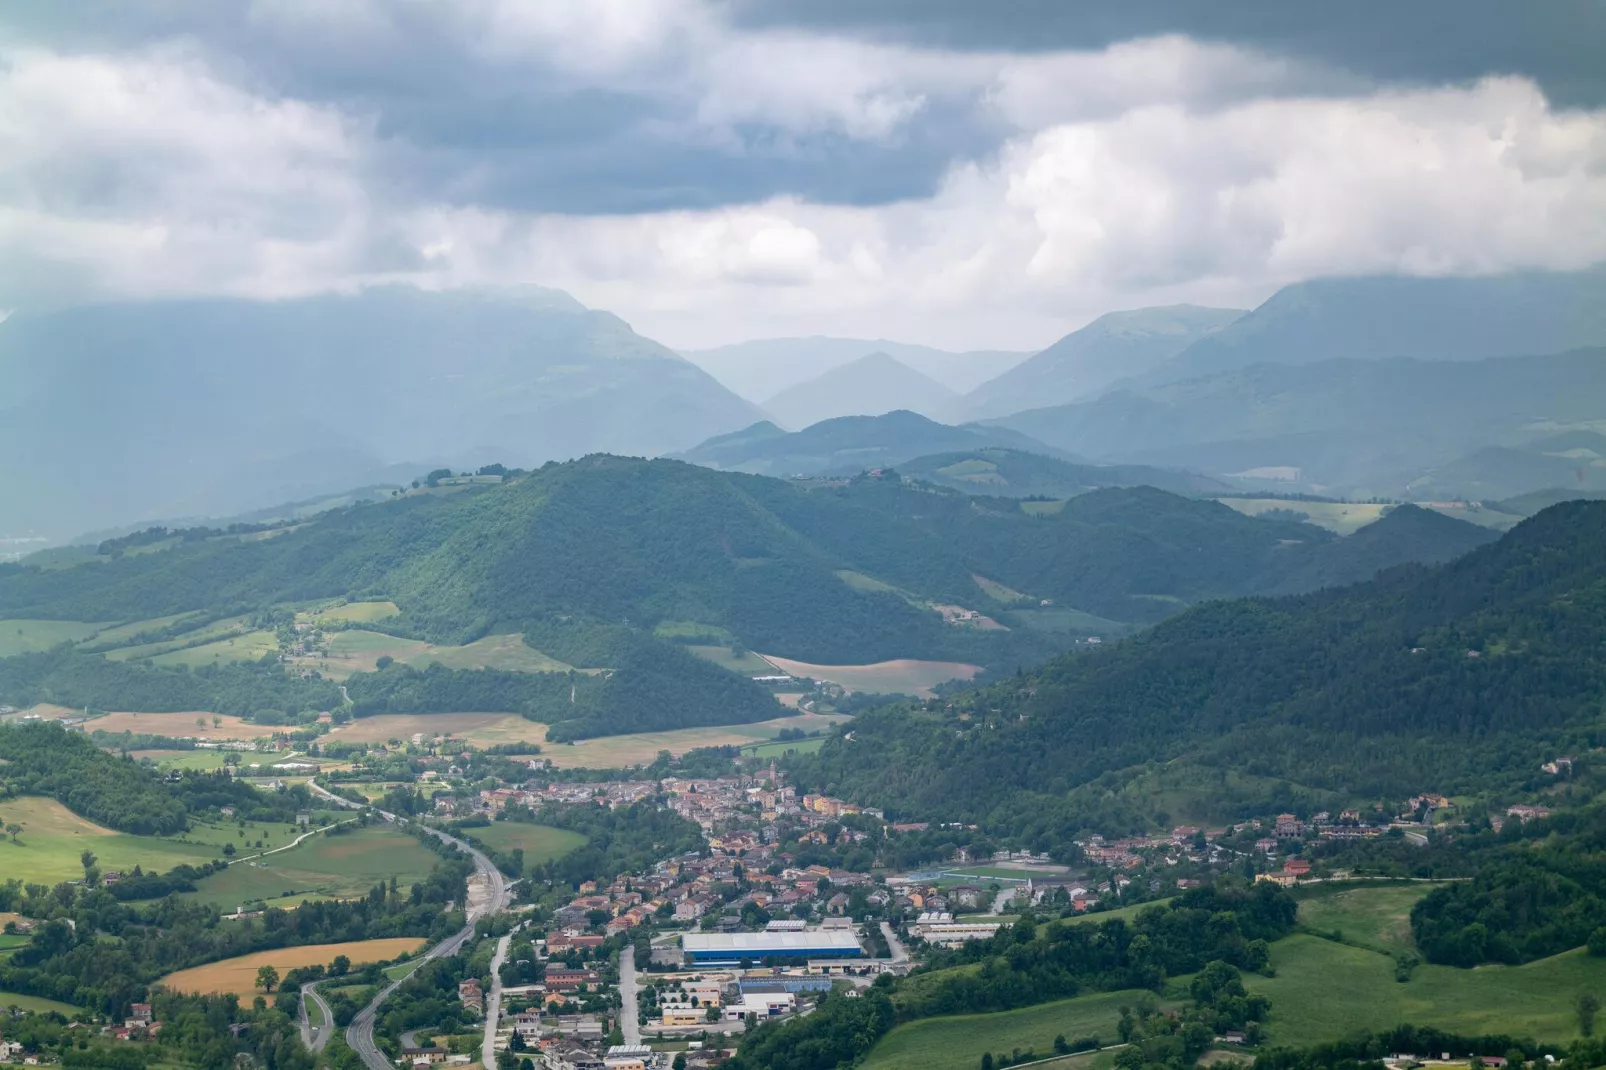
[901,882,1296,1019]
[0,649,339,718]
[794,500,1606,843]
[1254,1025,1558,1070]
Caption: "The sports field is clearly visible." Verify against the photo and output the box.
[161,938,427,996]
[757,655,983,697]
[464,822,587,863]
[182,824,440,909]
[863,989,1158,1070]
[0,797,223,883]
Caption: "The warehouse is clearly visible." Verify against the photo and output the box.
[680,929,863,964]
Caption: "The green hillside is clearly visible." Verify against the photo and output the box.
[898,448,1233,499]
[795,499,1606,838]
[0,459,1498,737]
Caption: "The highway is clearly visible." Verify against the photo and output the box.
[308,780,510,1069]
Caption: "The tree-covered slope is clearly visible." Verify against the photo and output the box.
[0,459,1502,733]
[796,500,1606,841]
[898,447,1232,499]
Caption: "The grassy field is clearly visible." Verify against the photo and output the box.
[148,630,281,668]
[128,748,237,770]
[739,736,826,759]
[1019,500,1068,517]
[686,645,777,675]
[1249,934,1606,1044]
[0,619,107,656]
[544,711,850,768]
[1293,881,1440,956]
[756,655,983,697]
[464,822,587,863]
[101,616,256,662]
[0,990,81,1015]
[0,797,228,883]
[1216,498,1389,535]
[864,989,1158,1070]
[972,575,1031,604]
[87,710,265,740]
[300,630,575,680]
[183,824,440,909]
[305,601,400,625]
[329,712,548,747]
[161,938,427,996]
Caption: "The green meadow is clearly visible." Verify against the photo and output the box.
[464,822,587,863]
[0,619,107,657]
[182,824,439,909]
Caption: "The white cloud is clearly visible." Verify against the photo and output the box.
[1,13,1603,350]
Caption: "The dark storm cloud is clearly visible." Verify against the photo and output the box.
[731,0,1606,107]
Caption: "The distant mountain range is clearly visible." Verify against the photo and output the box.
[761,353,958,429]
[680,336,1032,400]
[992,348,1606,498]
[960,305,1244,419]
[0,286,764,538]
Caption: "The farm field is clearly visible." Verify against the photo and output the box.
[182,824,439,908]
[0,619,107,656]
[756,655,983,697]
[543,711,850,769]
[128,749,236,770]
[297,629,575,680]
[739,736,825,759]
[303,601,400,625]
[84,612,200,648]
[102,616,256,662]
[1293,881,1441,956]
[148,629,281,668]
[463,822,587,864]
[1248,934,1606,1044]
[328,712,548,747]
[161,938,427,996]
[0,797,223,883]
[1216,498,1389,535]
[863,989,1158,1070]
[0,990,81,1015]
[86,711,265,740]
[685,644,776,675]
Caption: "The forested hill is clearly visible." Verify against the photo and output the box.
[794,500,1606,843]
[1,460,1491,660]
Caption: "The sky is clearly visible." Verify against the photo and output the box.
[1,1,1604,350]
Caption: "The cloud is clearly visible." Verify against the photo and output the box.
[0,6,1602,349]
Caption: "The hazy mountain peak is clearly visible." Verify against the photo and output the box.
[761,351,958,429]
[960,304,1244,419]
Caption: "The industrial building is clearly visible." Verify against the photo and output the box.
[680,929,863,964]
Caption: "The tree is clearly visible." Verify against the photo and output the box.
[256,965,280,993]
[4,823,19,843]
[330,954,351,976]
[980,1055,995,1070]
[222,842,235,857]
[1579,992,1600,1037]
[213,716,222,728]
[1590,927,1606,957]
[79,849,96,874]
[673,1056,687,1070]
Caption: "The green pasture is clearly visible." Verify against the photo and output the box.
[182,824,439,908]
[686,644,776,675]
[864,989,1159,1070]
[0,990,81,1015]
[85,612,202,648]
[466,822,587,863]
[0,619,107,656]
[0,797,229,883]
[306,601,401,625]
[1249,934,1606,1044]
[1216,498,1389,536]
[1293,880,1441,956]
[147,630,281,668]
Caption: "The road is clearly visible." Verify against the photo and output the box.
[308,779,510,1069]
[619,945,641,1045]
[298,980,334,1053]
[880,922,909,965]
[991,884,1021,914]
[483,930,513,1068]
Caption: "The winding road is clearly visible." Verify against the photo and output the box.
[307,780,510,1069]
[297,980,334,1053]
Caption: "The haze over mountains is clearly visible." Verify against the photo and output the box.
[761,352,958,429]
